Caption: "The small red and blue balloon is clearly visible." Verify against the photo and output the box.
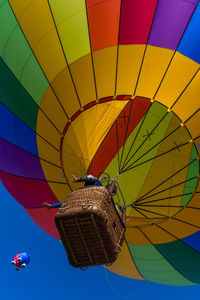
[11,253,30,271]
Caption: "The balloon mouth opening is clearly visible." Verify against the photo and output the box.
[59,95,198,210]
[37,94,199,243]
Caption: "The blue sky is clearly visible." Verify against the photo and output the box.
[1,180,200,300]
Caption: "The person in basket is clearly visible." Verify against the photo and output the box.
[43,174,102,209]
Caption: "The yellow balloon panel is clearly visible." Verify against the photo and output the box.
[116,45,145,95]
[62,100,128,184]
[37,111,61,149]
[36,137,60,166]
[173,71,200,122]
[36,141,71,201]
[38,160,65,183]
[93,46,117,99]
[158,217,198,240]
[40,87,68,133]
[8,0,31,15]
[141,224,176,244]
[186,110,200,139]
[9,0,67,82]
[125,204,199,244]
[126,226,152,245]
[175,206,200,228]
[46,182,71,202]
[136,46,173,99]
[36,103,70,201]
[155,52,199,109]
[51,67,81,119]
[106,242,144,280]
[187,182,200,207]
[69,54,97,107]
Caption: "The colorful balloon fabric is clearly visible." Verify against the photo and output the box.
[12,253,31,269]
[1,0,200,285]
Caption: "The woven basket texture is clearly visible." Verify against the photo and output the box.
[55,186,125,268]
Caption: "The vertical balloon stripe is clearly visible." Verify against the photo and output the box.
[116,45,146,95]
[25,207,60,239]
[156,239,200,284]
[136,46,173,98]
[0,138,45,179]
[48,0,96,107]
[9,0,82,118]
[178,2,200,63]
[119,0,158,45]
[172,70,200,123]
[128,244,194,285]
[148,0,198,50]
[134,117,192,219]
[86,0,121,51]
[92,47,118,99]
[0,58,38,131]
[155,52,199,109]
[89,97,151,176]
[68,54,96,107]
[0,170,58,208]
[0,103,38,156]
[0,1,48,105]
[62,100,128,179]
[49,0,90,64]
[9,0,68,83]
[181,145,199,207]
[103,102,174,210]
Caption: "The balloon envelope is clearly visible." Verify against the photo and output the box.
[0,0,200,285]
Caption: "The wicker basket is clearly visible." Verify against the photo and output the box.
[55,186,125,268]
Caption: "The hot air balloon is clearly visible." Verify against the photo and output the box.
[11,252,31,271]
[0,0,200,285]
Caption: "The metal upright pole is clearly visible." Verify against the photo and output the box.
[122,207,126,226]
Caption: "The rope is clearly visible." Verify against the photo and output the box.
[100,173,128,220]
[103,268,149,299]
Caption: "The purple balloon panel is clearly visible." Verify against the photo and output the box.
[148,0,198,50]
[0,138,45,179]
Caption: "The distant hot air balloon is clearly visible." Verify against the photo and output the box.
[0,0,200,285]
[11,252,30,271]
